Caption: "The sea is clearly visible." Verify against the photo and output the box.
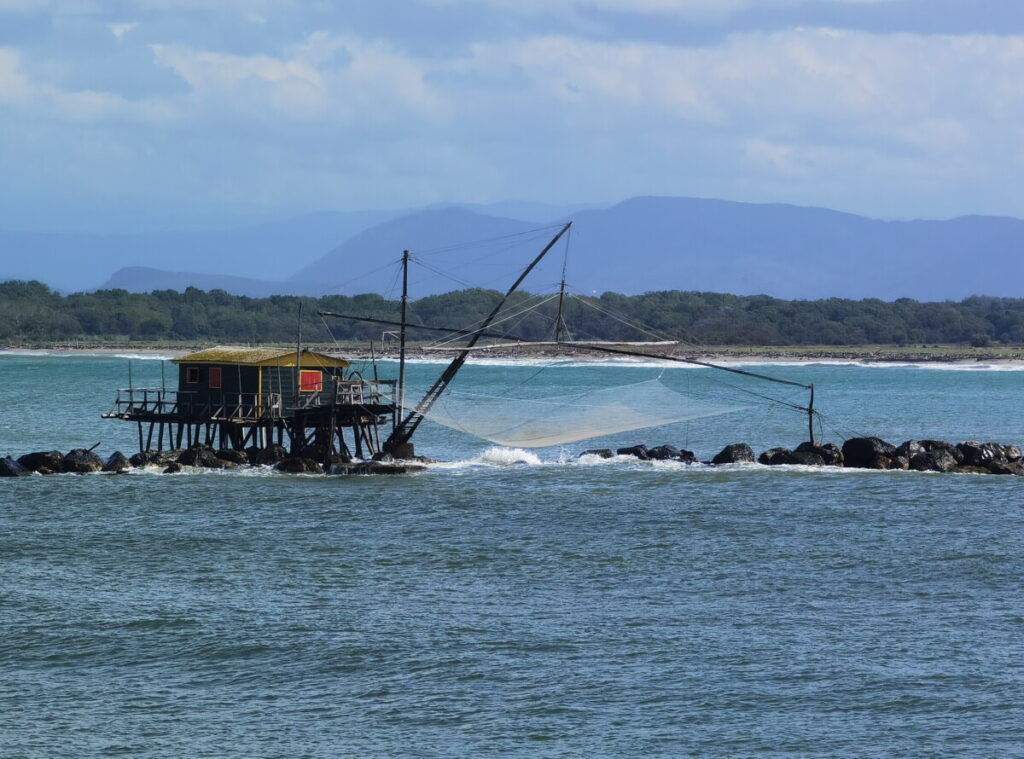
[2,352,1022,758]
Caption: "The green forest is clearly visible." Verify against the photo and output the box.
[3,279,1024,348]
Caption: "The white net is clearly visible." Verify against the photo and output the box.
[421,379,744,448]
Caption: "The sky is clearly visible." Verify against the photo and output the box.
[2,0,1024,232]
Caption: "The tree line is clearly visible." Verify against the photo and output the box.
[2,279,1023,347]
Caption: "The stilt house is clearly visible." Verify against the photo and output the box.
[104,346,397,459]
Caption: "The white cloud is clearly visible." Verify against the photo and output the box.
[108,21,137,41]
[0,48,32,102]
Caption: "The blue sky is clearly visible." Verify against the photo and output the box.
[2,0,1023,232]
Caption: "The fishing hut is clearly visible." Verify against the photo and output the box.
[103,346,397,459]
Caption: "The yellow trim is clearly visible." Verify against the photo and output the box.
[172,346,349,368]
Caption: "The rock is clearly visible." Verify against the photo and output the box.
[712,443,755,465]
[895,440,926,460]
[987,460,1024,476]
[130,450,182,468]
[647,445,681,461]
[841,437,896,469]
[102,452,131,473]
[163,462,183,474]
[62,448,103,474]
[216,448,248,465]
[390,442,416,460]
[954,465,992,475]
[254,444,288,466]
[579,449,614,459]
[0,456,31,477]
[959,441,1022,467]
[676,448,697,464]
[17,450,64,473]
[796,441,843,466]
[920,440,964,465]
[1001,445,1023,462]
[889,455,910,471]
[790,450,826,466]
[329,462,426,475]
[616,445,650,460]
[177,446,223,468]
[275,457,323,474]
[909,449,959,473]
[758,447,794,466]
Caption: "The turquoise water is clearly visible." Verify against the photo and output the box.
[2,353,1023,757]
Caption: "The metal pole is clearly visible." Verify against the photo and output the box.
[807,384,815,444]
[398,250,410,422]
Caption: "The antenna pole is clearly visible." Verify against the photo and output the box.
[399,249,410,421]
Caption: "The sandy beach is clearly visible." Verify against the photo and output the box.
[6,343,1024,365]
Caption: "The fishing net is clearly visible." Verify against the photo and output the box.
[420,379,744,448]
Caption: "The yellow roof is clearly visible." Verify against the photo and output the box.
[172,346,350,368]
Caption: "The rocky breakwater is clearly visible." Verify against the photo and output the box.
[1,444,428,477]
[590,437,1024,476]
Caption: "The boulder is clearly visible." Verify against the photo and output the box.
[254,444,288,466]
[712,443,755,465]
[987,460,1024,476]
[17,450,64,473]
[758,447,794,466]
[647,445,680,461]
[163,462,183,474]
[177,446,224,468]
[216,448,248,465]
[130,450,182,468]
[958,441,1022,467]
[616,445,650,460]
[795,441,843,466]
[62,448,103,474]
[954,465,992,475]
[909,449,959,473]
[0,456,31,477]
[841,437,896,470]
[579,448,614,459]
[790,450,827,467]
[920,440,963,465]
[275,457,323,474]
[102,452,131,473]
[676,448,698,464]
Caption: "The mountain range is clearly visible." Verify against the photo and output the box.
[5,196,1024,301]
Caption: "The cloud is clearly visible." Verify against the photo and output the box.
[4,17,1024,224]
[108,22,137,41]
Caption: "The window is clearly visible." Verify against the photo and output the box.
[208,367,222,389]
[185,367,200,384]
[299,370,323,392]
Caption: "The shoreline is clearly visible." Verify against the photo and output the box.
[5,343,1024,365]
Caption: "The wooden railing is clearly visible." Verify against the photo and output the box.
[104,380,397,421]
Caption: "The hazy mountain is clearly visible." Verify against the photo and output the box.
[13,196,1024,300]
[102,267,291,298]
[287,207,552,296]
[4,209,400,293]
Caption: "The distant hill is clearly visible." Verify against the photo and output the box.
[287,197,1024,301]
[102,267,290,298]
[9,196,1024,300]
[3,209,400,293]
[287,207,548,296]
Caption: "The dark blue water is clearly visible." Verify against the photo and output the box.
[2,354,1023,757]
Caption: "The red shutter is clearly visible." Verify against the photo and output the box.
[299,370,323,392]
